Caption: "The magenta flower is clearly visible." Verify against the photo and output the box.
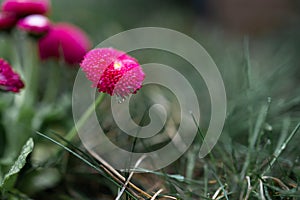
[1,0,50,17]
[80,48,145,97]
[38,23,91,65]
[0,11,17,31]
[17,14,50,35]
[0,58,24,93]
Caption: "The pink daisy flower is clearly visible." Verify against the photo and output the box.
[80,48,145,98]
[0,11,17,31]
[38,23,91,65]
[1,0,50,17]
[0,58,24,93]
[17,14,50,35]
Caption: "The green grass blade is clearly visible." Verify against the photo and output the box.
[262,122,300,176]
[36,131,138,200]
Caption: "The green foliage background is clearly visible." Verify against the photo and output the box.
[1,0,300,199]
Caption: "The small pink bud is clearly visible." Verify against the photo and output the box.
[17,14,50,35]
[80,48,145,98]
[0,11,17,31]
[1,0,50,17]
[0,58,24,93]
[38,23,91,65]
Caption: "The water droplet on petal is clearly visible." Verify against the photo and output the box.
[116,95,126,104]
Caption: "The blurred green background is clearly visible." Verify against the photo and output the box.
[50,0,300,133]
[50,0,300,100]
[1,0,300,199]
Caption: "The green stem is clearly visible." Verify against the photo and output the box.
[23,39,39,107]
[14,35,39,110]
[43,61,60,103]
[2,34,39,162]
[12,31,25,74]
[64,92,106,142]
[0,33,13,61]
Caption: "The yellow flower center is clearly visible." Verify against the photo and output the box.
[113,61,122,70]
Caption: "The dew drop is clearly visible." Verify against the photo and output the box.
[116,95,126,104]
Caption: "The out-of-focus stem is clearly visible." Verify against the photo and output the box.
[43,61,60,103]
[23,38,39,107]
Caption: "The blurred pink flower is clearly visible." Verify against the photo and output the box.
[80,48,145,97]
[17,14,50,35]
[1,0,50,17]
[38,23,91,65]
[0,11,17,31]
[0,58,24,93]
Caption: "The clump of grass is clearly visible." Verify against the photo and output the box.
[31,35,300,200]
